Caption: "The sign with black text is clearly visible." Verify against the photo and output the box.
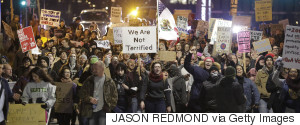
[215,27,232,54]
[250,31,263,42]
[54,82,73,113]
[111,7,122,23]
[177,16,188,34]
[237,31,251,53]
[113,27,123,45]
[95,40,111,49]
[282,25,300,69]
[40,9,61,27]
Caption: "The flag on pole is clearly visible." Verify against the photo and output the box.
[158,0,178,40]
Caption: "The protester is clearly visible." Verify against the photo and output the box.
[0,63,13,125]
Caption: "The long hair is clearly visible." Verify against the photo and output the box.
[59,67,71,79]
[236,64,246,77]
[29,67,53,83]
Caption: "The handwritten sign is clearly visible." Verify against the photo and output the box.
[215,27,232,54]
[40,9,61,27]
[253,38,272,54]
[237,31,251,53]
[255,0,272,22]
[282,25,300,69]
[113,27,122,45]
[111,7,122,23]
[7,104,46,125]
[2,21,15,40]
[210,19,232,44]
[95,40,111,49]
[17,26,37,53]
[122,26,157,53]
[158,51,176,62]
[54,82,73,113]
[250,31,263,42]
[177,16,188,34]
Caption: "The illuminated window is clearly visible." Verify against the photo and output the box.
[170,0,197,5]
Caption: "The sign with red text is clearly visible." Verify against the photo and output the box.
[40,9,61,27]
[17,26,37,53]
[237,31,251,53]
[282,25,300,69]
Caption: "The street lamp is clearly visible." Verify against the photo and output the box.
[21,1,26,6]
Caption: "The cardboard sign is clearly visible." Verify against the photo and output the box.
[177,16,188,34]
[54,82,73,113]
[270,24,284,35]
[230,0,238,16]
[95,40,111,49]
[40,9,61,27]
[17,26,37,53]
[210,19,232,44]
[232,15,251,28]
[282,25,300,69]
[237,31,251,53]
[196,20,209,32]
[122,26,157,53]
[54,29,64,38]
[253,38,272,54]
[2,21,15,40]
[158,51,176,62]
[215,27,232,54]
[7,104,46,125]
[111,7,122,23]
[255,0,272,22]
[250,31,263,42]
[173,9,192,24]
[113,27,123,45]
[279,19,289,30]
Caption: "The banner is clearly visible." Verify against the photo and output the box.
[40,9,61,27]
[113,27,123,45]
[215,27,232,54]
[210,20,232,44]
[230,0,238,16]
[111,7,122,23]
[237,31,251,53]
[279,19,289,30]
[54,82,73,113]
[158,51,176,61]
[95,40,111,49]
[177,16,188,34]
[270,24,283,36]
[232,16,251,28]
[159,8,178,40]
[2,21,15,40]
[282,25,300,69]
[253,38,272,54]
[122,26,157,53]
[17,26,37,53]
[255,0,272,22]
[250,31,263,42]
[7,104,46,125]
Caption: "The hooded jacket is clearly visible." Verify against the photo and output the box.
[255,66,275,98]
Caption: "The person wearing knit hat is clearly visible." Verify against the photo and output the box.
[224,66,236,78]
[255,55,265,71]
[203,57,215,71]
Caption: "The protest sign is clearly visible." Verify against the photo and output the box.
[122,26,156,53]
[250,31,263,42]
[54,82,73,113]
[210,19,232,44]
[253,38,272,54]
[208,18,219,39]
[177,16,188,34]
[282,25,300,69]
[270,24,283,36]
[232,15,251,28]
[111,7,122,23]
[255,0,272,22]
[113,27,123,45]
[17,26,37,53]
[279,19,289,30]
[158,51,176,62]
[215,27,232,54]
[95,40,111,49]
[40,9,61,27]
[7,104,46,125]
[196,20,209,32]
[237,31,251,53]
[230,0,238,16]
[2,21,15,40]
[107,28,114,43]
[54,29,64,38]
[173,9,192,23]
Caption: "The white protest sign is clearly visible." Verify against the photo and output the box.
[210,20,232,44]
[215,27,232,54]
[177,16,188,34]
[95,40,111,49]
[253,38,272,54]
[250,31,263,42]
[113,27,123,45]
[122,26,157,53]
[282,25,300,69]
[40,9,61,27]
[208,18,219,39]
[111,7,122,23]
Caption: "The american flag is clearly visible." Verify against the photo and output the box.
[158,0,166,15]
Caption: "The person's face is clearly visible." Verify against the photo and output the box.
[70,54,77,62]
[266,58,273,68]
[47,42,53,48]
[124,54,130,60]
[176,51,182,59]
[45,31,50,37]
[112,57,118,65]
[159,43,166,50]
[236,66,243,77]
[63,69,71,79]
[91,33,96,39]
[61,40,68,47]
[176,43,181,51]
[128,61,135,70]
[4,65,12,77]
[79,56,87,65]
[185,44,190,52]
[116,68,125,77]
[91,63,104,77]
[205,59,213,70]
[37,40,43,47]
[61,52,67,60]
[14,17,19,22]
[163,71,168,79]
[259,59,265,66]
[196,43,200,49]
[231,55,237,64]
[51,47,57,54]
[60,21,65,26]
[108,50,112,58]
[24,60,31,68]
[236,52,242,58]
[71,48,76,54]
[153,63,162,75]
[288,69,298,80]
[245,58,250,66]
[273,56,278,62]
[41,59,48,68]
[32,73,41,82]
[180,58,184,65]
[48,54,54,63]
[33,54,39,60]
[272,46,279,55]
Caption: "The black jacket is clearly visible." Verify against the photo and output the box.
[1,78,13,121]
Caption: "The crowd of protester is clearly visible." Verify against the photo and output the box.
[0,14,300,125]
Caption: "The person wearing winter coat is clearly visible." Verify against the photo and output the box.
[0,63,13,125]
[215,66,246,113]
[167,64,187,113]
[184,46,209,112]
[236,65,260,112]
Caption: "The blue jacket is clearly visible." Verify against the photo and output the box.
[1,78,13,120]
[240,77,260,111]
[281,80,300,113]
[184,53,209,112]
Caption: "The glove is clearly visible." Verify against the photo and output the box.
[21,102,27,106]
[276,62,284,70]
[41,103,48,109]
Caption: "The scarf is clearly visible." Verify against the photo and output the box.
[149,72,163,83]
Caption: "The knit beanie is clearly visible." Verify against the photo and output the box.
[225,66,236,78]
[264,55,274,65]
[209,65,219,73]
